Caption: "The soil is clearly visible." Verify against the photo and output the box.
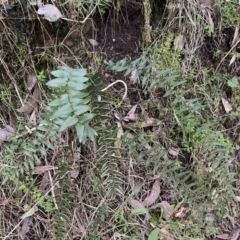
[94,2,144,61]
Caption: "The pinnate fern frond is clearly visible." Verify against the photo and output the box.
[46,66,99,143]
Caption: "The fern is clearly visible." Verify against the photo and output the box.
[108,57,236,208]
[45,66,99,143]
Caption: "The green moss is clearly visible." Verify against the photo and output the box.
[220,0,240,28]
[153,33,182,72]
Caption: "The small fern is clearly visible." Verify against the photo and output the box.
[45,66,98,143]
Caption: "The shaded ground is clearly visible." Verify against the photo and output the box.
[95,2,143,61]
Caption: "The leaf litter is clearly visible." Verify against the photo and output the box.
[123,104,139,122]
[143,180,161,207]
[16,83,40,114]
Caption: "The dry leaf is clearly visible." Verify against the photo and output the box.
[114,122,124,157]
[29,110,37,126]
[130,69,137,83]
[17,84,40,114]
[129,198,145,209]
[229,228,240,240]
[123,105,139,122]
[37,4,62,22]
[10,114,18,129]
[174,34,184,52]
[168,148,179,157]
[88,39,99,46]
[39,172,50,192]
[143,180,161,207]
[222,97,233,113]
[70,163,80,179]
[0,125,16,141]
[32,165,57,175]
[160,228,175,240]
[229,55,236,66]
[150,201,173,220]
[216,234,230,240]
[20,217,33,240]
[232,26,239,46]
[27,73,37,91]
[174,206,191,218]
[145,118,161,127]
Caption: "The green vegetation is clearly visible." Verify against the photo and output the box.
[0,0,240,239]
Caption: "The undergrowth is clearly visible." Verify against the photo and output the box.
[1,0,240,239]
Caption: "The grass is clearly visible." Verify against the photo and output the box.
[0,0,240,239]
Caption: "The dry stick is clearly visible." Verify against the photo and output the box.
[101,80,128,106]
[215,38,240,72]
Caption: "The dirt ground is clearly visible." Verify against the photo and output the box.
[93,2,144,61]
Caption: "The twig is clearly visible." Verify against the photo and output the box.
[215,38,240,72]
[3,171,69,240]
[101,79,128,107]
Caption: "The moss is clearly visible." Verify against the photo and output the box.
[143,0,152,43]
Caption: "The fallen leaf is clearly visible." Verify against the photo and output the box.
[150,201,173,220]
[130,69,137,83]
[129,198,145,209]
[229,55,236,66]
[231,26,239,46]
[10,114,18,129]
[88,39,99,46]
[123,104,139,122]
[0,125,16,141]
[27,73,37,91]
[32,165,57,175]
[142,118,161,127]
[236,196,240,202]
[160,228,175,240]
[216,234,230,240]
[174,206,191,218]
[17,84,40,114]
[174,34,184,52]
[129,198,151,220]
[39,172,50,192]
[70,163,80,179]
[222,97,233,113]
[229,228,240,240]
[19,217,33,240]
[168,148,179,157]
[114,122,124,157]
[143,180,161,207]
[29,110,37,126]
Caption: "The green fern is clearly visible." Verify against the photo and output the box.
[45,66,98,143]
[108,56,236,210]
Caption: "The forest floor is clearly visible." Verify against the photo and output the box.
[0,1,240,239]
